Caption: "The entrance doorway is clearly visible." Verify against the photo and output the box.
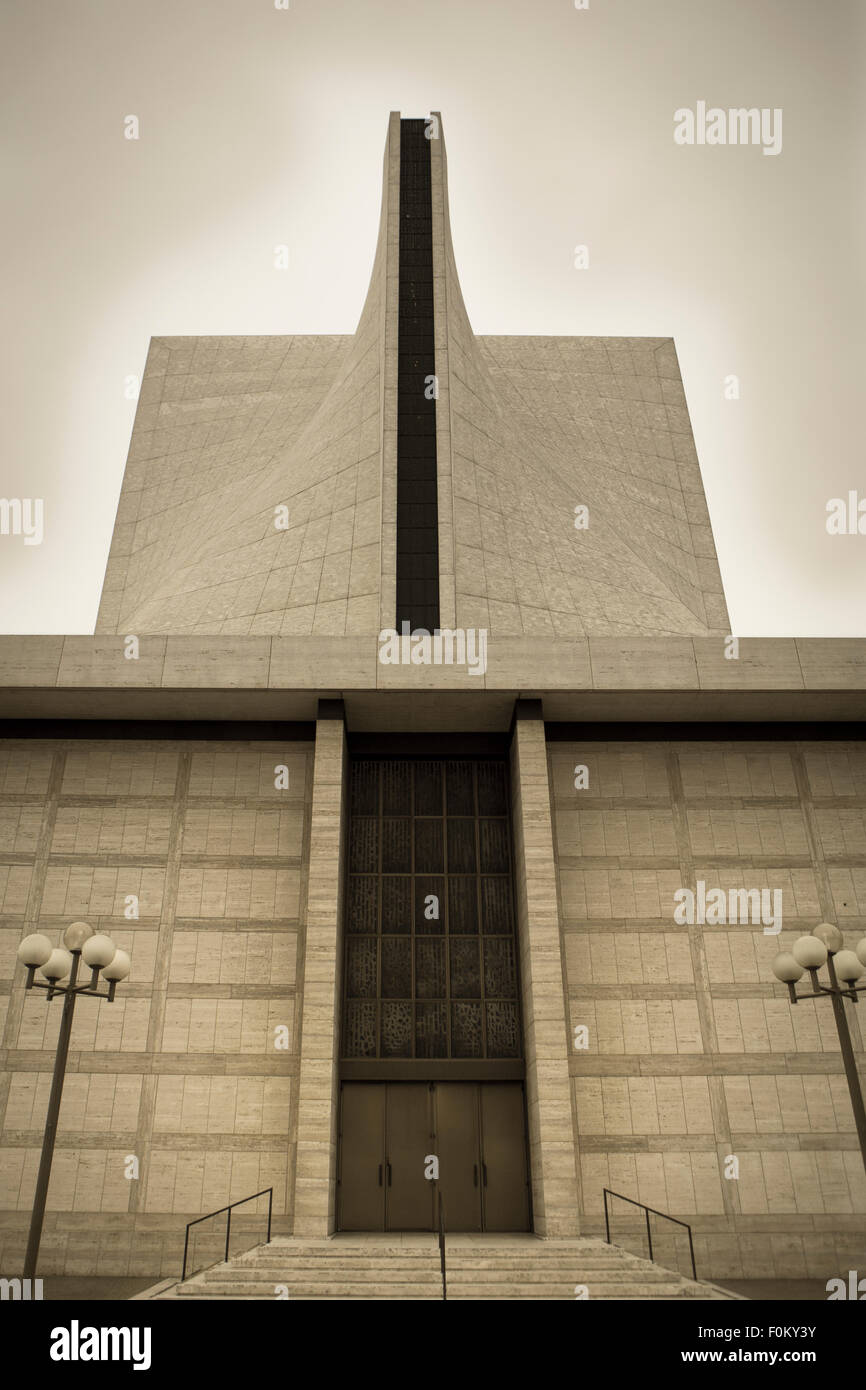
[337,1081,530,1232]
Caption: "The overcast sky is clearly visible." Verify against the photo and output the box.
[1,0,864,635]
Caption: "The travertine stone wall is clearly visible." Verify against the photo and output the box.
[549,738,866,1280]
[292,710,347,1236]
[0,738,313,1277]
[510,710,579,1235]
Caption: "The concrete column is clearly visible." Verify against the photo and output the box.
[509,700,580,1236]
[292,700,348,1236]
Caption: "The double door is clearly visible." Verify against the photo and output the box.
[337,1081,530,1232]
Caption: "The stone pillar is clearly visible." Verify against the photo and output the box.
[292,700,348,1236]
[509,700,580,1236]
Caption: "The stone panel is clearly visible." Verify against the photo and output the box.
[0,737,313,1277]
[552,737,866,1280]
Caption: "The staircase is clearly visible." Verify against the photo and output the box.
[150,1235,741,1301]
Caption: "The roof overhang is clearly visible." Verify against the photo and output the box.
[1,636,865,731]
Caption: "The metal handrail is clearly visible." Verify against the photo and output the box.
[181,1187,273,1282]
[602,1187,697,1281]
[437,1190,447,1301]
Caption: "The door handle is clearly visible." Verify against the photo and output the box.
[473,1163,478,1187]
[482,1163,488,1187]
[378,1164,383,1187]
[387,1162,392,1186]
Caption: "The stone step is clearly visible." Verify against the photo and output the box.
[262,1239,608,1251]
[202,1267,440,1284]
[594,1291,729,1301]
[163,1236,738,1302]
[244,1250,441,1262]
[450,1284,690,1295]
[241,1252,438,1263]
[243,1250,638,1266]
[182,1296,440,1302]
[445,1267,686,1282]
[176,1281,442,1299]
[247,1251,436,1262]
[242,1261,674,1280]
[245,1247,636,1263]
[252,1241,569,1250]
[214,1263,681,1285]
[177,1280,711,1301]
[185,1265,706,1288]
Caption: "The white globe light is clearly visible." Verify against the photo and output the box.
[813,921,844,954]
[41,948,73,981]
[833,950,864,983]
[63,920,94,951]
[102,949,131,982]
[792,936,828,970]
[17,933,53,968]
[82,934,117,969]
[856,938,866,967]
[772,952,804,984]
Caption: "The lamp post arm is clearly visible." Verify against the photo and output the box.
[790,983,866,1005]
[28,980,113,1001]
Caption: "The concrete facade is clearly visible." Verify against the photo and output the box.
[551,738,866,1279]
[510,707,580,1237]
[0,737,312,1275]
[0,114,863,1286]
[292,706,347,1238]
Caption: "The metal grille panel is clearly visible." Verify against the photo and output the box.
[341,758,522,1060]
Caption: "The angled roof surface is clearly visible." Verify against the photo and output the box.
[96,114,728,640]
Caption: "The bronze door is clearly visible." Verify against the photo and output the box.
[435,1083,483,1232]
[479,1083,530,1231]
[337,1083,386,1230]
[338,1080,529,1231]
[384,1084,433,1231]
[338,1083,433,1231]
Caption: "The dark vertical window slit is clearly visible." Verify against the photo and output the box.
[396,118,439,634]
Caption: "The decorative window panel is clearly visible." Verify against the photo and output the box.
[341,759,521,1060]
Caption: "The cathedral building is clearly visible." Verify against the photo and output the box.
[0,114,864,1290]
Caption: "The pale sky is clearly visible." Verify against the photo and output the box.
[1,0,864,635]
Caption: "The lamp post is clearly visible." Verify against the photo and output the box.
[16,921,131,1279]
[772,922,866,1176]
